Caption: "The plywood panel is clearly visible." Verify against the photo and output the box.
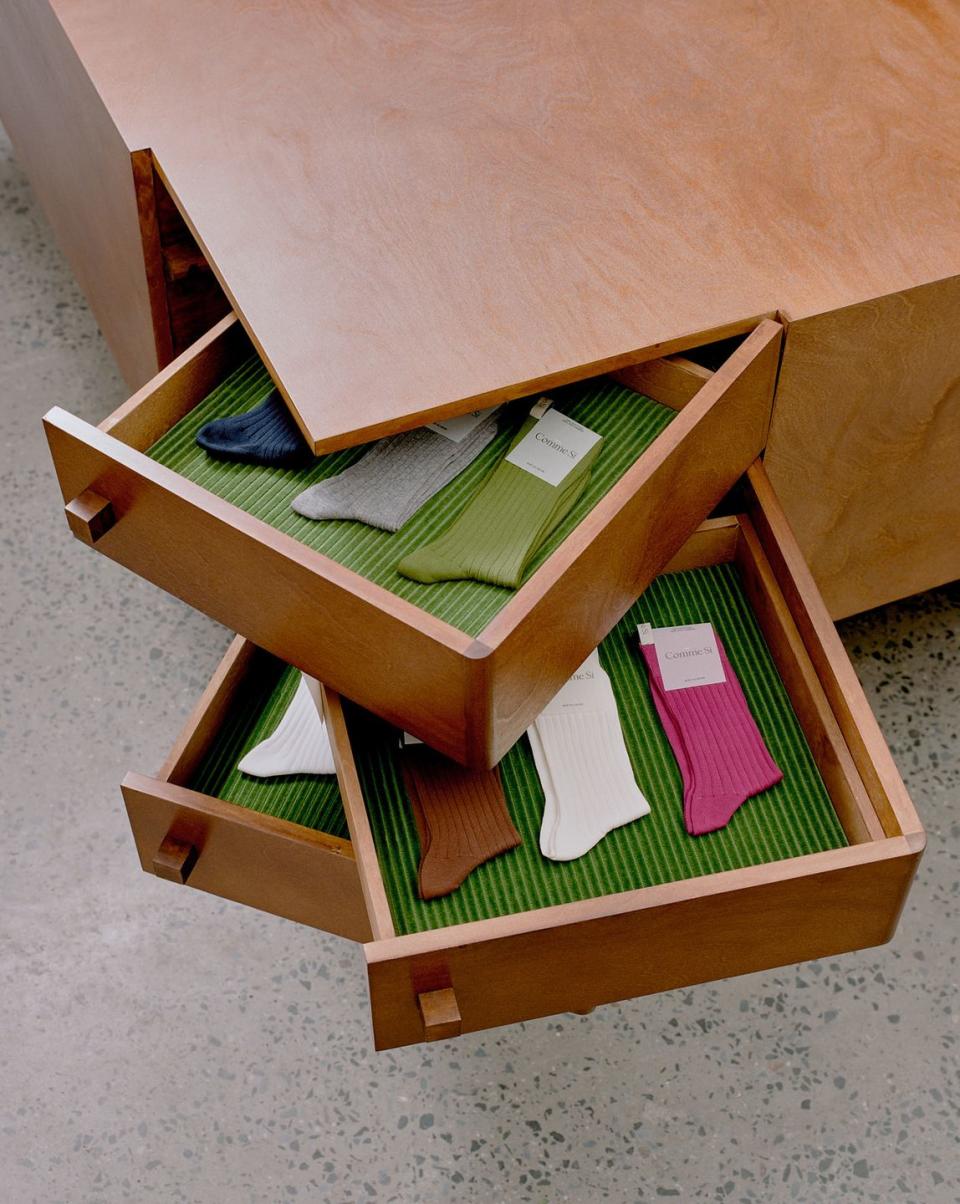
[0,0,158,386]
[49,0,960,450]
[767,277,960,617]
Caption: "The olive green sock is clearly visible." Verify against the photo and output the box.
[397,415,603,588]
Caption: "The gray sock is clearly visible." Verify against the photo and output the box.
[291,408,501,532]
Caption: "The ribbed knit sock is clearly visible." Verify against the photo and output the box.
[528,651,650,860]
[290,409,500,531]
[397,410,603,588]
[639,634,782,835]
[400,743,521,899]
[196,388,312,468]
[238,673,335,777]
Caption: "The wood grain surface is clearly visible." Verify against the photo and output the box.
[47,0,960,449]
[365,840,921,1049]
[122,776,371,942]
[767,279,960,617]
[0,0,159,385]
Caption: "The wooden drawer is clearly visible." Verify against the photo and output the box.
[121,640,370,943]
[124,464,923,1051]
[44,312,781,769]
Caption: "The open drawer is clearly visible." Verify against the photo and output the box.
[121,464,923,1051]
[45,312,781,768]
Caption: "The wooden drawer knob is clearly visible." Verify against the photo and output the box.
[153,833,199,884]
[418,987,462,1041]
[65,490,115,545]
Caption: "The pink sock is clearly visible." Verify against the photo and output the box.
[639,634,782,835]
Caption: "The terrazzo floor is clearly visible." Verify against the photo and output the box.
[1,124,957,1204]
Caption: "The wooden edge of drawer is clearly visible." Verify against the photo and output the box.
[744,463,925,845]
[121,772,372,942]
[478,319,783,763]
[363,838,921,1049]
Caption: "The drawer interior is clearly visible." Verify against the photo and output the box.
[143,353,678,637]
[342,555,847,935]
[187,658,348,840]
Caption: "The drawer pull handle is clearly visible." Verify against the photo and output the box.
[418,987,462,1041]
[65,490,115,545]
[153,833,199,884]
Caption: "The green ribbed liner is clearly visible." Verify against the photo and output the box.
[188,564,847,937]
[147,356,675,637]
[189,660,349,839]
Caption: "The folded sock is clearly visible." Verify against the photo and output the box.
[528,650,650,860]
[238,673,335,777]
[291,408,500,531]
[196,388,312,468]
[397,407,603,588]
[639,632,782,835]
[400,742,521,899]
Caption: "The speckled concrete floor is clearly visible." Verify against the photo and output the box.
[1,125,957,1204]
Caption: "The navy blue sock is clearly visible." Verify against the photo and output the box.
[196,389,312,468]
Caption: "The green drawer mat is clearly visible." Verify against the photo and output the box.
[147,355,675,637]
[188,562,847,938]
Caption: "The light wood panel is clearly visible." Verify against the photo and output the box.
[767,278,960,616]
[0,0,158,386]
[744,464,924,845]
[365,842,920,1050]
[122,777,370,941]
[49,0,960,450]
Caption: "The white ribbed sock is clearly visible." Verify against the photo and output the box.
[238,673,335,777]
[529,651,650,860]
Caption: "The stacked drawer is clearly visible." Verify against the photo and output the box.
[45,304,924,1050]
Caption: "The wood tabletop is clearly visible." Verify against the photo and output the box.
[53,0,960,451]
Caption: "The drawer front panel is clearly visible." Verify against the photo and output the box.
[44,410,482,763]
[122,775,371,942]
[365,843,920,1050]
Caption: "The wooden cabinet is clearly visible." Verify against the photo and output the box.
[122,468,924,1050]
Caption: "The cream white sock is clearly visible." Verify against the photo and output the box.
[528,651,650,860]
[238,673,335,777]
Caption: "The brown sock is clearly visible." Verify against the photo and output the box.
[400,745,521,899]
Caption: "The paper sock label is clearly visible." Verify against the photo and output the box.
[505,408,601,487]
[540,649,610,714]
[427,406,500,443]
[639,622,726,691]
